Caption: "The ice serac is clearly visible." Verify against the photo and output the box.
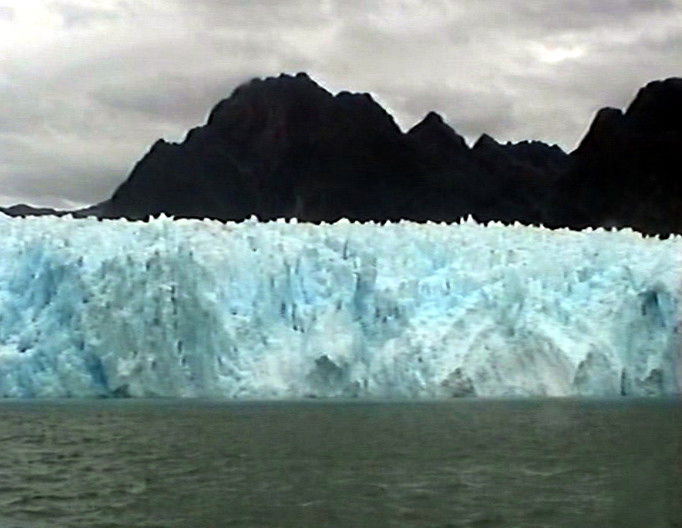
[0,213,680,398]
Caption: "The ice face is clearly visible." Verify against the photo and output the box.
[0,213,680,398]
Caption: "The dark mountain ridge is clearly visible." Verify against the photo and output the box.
[3,74,681,235]
[551,78,682,235]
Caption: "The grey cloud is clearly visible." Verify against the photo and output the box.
[0,168,120,208]
[91,75,242,126]
[380,84,517,142]
[487,0,676,33]
[181,0,334,32]
[0,133,125,207]
[50,1,126,29]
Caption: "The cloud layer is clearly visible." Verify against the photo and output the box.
[1,0,681,207]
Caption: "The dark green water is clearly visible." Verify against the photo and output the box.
[0,399,680,528]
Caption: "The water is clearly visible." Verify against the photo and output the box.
[0,399,680,528]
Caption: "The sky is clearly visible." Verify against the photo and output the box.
[1,0,681,208]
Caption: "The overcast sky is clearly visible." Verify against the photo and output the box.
[1,0,681,208]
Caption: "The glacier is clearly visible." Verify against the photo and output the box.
[0,213,680,398]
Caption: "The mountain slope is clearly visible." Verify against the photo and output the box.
[99,72,570,225]
[3,74,681,235]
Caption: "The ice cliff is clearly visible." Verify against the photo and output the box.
[0,213,680,398]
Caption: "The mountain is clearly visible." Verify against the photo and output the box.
[0,204,66,217]
[2,74,681,234]
[551,78,682,236]
[98,72,570,225]
[102,72,428,223]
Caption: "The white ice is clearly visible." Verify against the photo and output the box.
[0,213,680,398]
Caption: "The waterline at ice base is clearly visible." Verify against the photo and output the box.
[0,213,680,399]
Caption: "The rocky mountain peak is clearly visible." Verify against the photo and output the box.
[408,111,468,152]
[4,73,680,235]
[625,77,682,131]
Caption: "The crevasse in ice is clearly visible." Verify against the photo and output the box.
[0,213,680,398]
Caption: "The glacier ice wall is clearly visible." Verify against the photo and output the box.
[0,213,680,398]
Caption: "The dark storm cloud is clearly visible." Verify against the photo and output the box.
[1,0,681,207]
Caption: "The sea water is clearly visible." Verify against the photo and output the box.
[0,398,679,528]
